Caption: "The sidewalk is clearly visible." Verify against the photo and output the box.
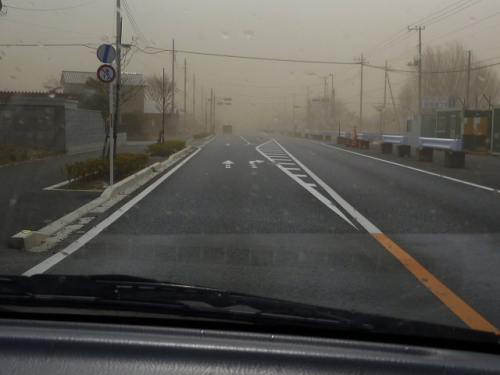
[320,139,500,191]
[0,143,161,251]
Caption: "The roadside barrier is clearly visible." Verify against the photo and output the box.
[381,135,411,157]
[418,138,465,168]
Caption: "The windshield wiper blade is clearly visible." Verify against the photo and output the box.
[0,274,497,344]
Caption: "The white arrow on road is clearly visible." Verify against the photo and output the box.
[222,160,234,169]
[249,160,265,169]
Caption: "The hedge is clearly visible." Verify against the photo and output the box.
[147,140,186,157]
[61,153,149,183]
[0,144,65,166]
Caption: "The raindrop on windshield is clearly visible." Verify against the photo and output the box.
[243,30,254,39]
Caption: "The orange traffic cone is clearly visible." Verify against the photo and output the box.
[352,126,359,148]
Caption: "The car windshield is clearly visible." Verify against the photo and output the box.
[1,0,500,342]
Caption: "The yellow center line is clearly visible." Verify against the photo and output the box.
[372,233,500,335]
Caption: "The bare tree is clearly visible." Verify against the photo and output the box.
[398,41,500,114]
[145,73,173,114]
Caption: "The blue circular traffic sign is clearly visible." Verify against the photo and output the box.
[97,44,117,64]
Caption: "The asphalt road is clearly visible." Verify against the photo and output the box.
[4,132,500,335]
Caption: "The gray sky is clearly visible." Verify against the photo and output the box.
[1,0,499,130]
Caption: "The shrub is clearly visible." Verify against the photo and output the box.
[0,144,64,165]
[147,140,186,157]
[61,153,149,183]
[192,132,213,139]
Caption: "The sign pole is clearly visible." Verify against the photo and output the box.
[109,80,114,186]
[96,44,117,187]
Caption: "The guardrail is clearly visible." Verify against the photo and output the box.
[358,133,383,141]
[417,137,465,167]
[382,135,409,145]
[418,137,462,151]
[379,135,410,156]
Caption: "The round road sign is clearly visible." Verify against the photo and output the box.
[97,44,117,64]
[97,64,116,84]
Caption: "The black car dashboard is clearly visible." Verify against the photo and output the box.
[1,316,499,374]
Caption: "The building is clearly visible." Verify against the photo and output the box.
[0,96,113,153]
[60,71,148,114]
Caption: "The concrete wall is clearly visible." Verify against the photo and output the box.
[0,97,108,153]
[65,109,106,153]
[0,100,66,149]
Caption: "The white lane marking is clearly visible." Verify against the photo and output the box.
[223,160,234,169]
[279,163,296,165]
[23,148,203,276]
[257,140,358,230]
[197,135,217,148]
[284,167,301,171]
[294,174,308,178]
[274,139,381,234]
[249,160,264,169]
[313,141,500,194]
[306,183,317,187]
[237,134,251,146]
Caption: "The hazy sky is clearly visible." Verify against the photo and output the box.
[1,0,499,129]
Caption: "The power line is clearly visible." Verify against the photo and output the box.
[0,18,106,37]
[365,0,470,58]
[5,0,102,12]
[0,43,96,48]
[122,0,149,47]
[424,0,482,27]
[137,46,359,66]
[424,9,500,46]
[410,0,468,25]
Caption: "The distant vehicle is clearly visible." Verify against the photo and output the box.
[222,124,233,134]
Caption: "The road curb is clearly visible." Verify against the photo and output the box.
[9,146,193,250]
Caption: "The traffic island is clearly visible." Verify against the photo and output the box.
[444,150,466,168]
[9,146,193,251]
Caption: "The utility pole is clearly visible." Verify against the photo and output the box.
[408,26,425,113]
[354,53,367,131]
[283,97,286,132]
[183,59,187,133]
[193,74,196,122]
[306,87,310,130]
[114,0,122,157]
[330,74,334,130]
[380,61,388,133]
[387,72,400,133]
[210,88,213,133]
[466,50,471,107]
[293,93,296,133]
[161,68,165,143]
[171,39,175,132]
[212,92,216,133]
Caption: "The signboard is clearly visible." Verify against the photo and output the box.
[97,64,116,84]
[97,44,117,64]
[422,96,449,109]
